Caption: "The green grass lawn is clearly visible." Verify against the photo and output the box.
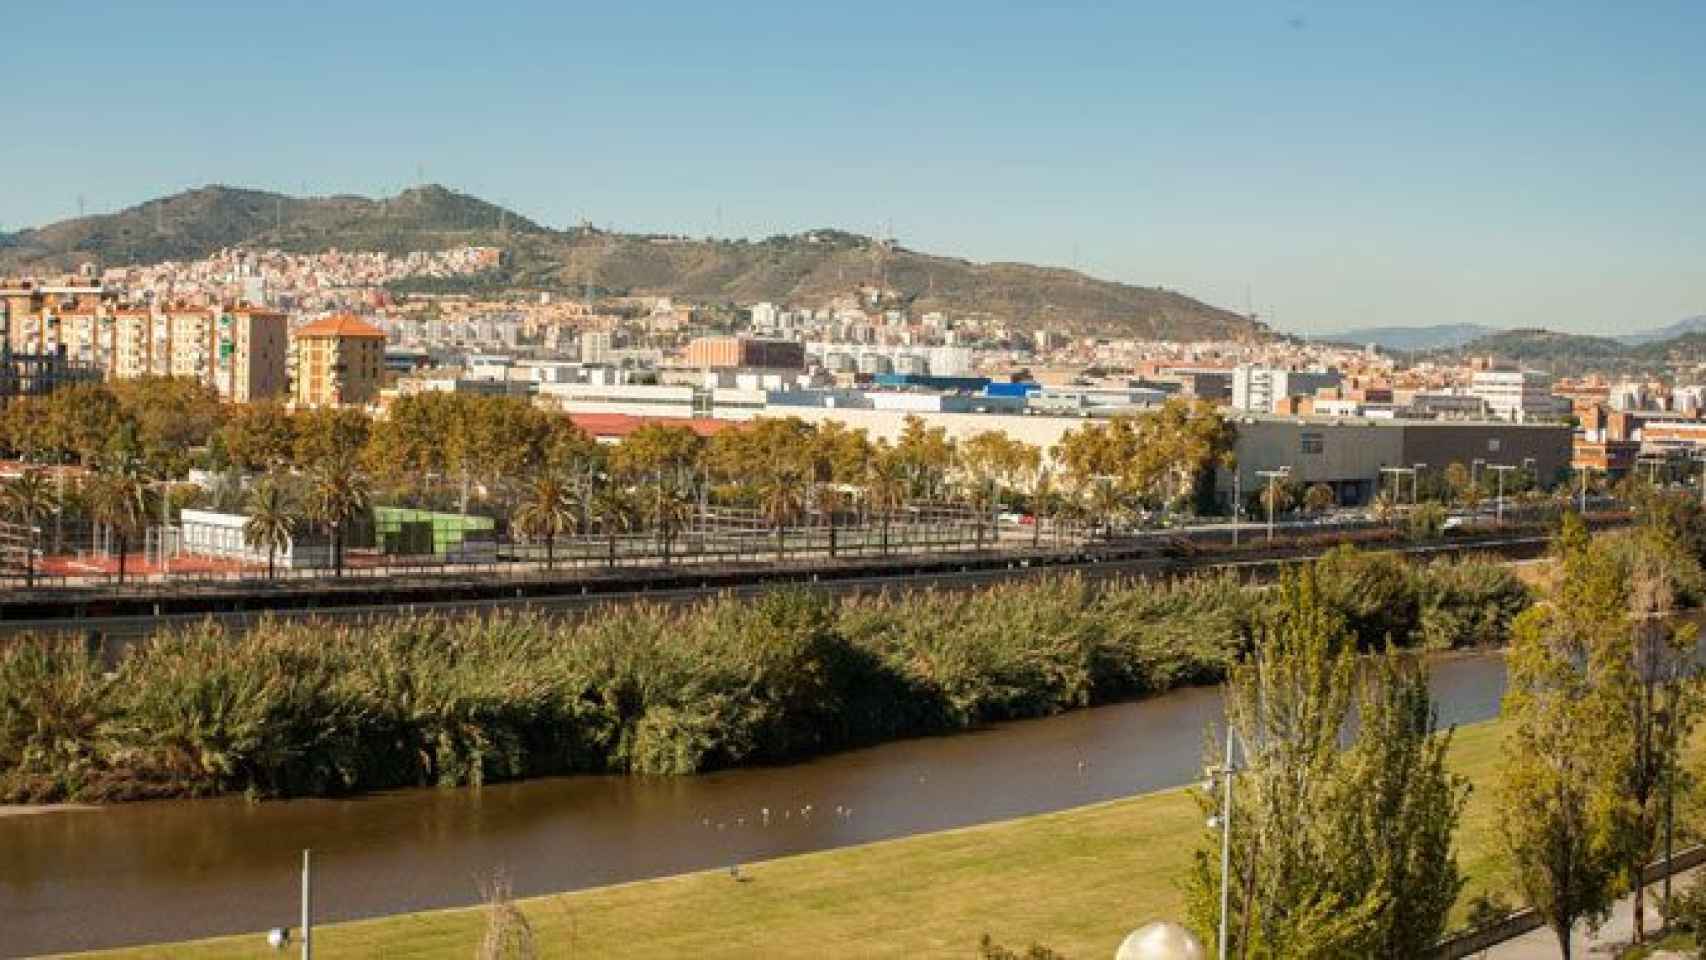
[61,720,1518,960]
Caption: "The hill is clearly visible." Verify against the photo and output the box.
[1310,323,1495,352]
[0,185,547,270]
[1431,328,1629,375]
[1617,314,1706,346]
[0,186,1259,341]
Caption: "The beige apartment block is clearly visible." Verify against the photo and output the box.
[290,313,386,408]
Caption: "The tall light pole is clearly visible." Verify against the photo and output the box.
[1379,466,1414,523]
[1231,469,1241,547]
[1255,467,1290,542]
[1205,723,1241,960]
[301,849,313,960]
[1488,464,1516,525]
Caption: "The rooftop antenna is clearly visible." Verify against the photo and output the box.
[417,162,426,185]
[77,194,86,218]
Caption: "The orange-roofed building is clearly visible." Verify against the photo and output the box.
[291,314,386,408]
[567,413,743,444]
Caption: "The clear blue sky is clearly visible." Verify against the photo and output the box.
[3,1,1702,334]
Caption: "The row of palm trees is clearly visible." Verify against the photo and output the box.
[1,461,154,587]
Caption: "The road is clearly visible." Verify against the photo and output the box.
[0,530,1555,649]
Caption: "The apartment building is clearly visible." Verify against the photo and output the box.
[1469,369,1559,422]
[683,336,807,370]
[0,279,117,355]
[1231,365,1344,412]
[291,313,386,408]
[219,307,289,402]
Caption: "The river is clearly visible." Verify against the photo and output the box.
[0,653,1508,957]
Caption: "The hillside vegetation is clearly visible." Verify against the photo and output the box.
[0,186,1258,340]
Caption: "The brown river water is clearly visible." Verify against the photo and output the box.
[0,655,1506,957]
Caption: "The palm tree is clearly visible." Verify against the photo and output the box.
[644,474,694,567]
[242,476,296,580]
[758,467,806,562]
[864,455,907,556]
[86,461,149,586]
[304,458,370,577]
[513,470,580,570]
[817,485,847,559]
[1026,467,1055,550]
[1084,477,1126,541]
[591,484,635,569]
[2,468,58,588]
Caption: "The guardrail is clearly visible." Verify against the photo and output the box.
[1429,844,1706,958]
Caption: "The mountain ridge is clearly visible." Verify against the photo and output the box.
[0,185,1261,342]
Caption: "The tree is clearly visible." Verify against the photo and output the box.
[957,432,1038,549]
[1407,501,1447,541]
[513,470,580,570]
[304,458,370,577]
[590,484,636,568]
[642,474,693,566]
[1302,483,1336,515]
[85,460,150,586]
[108,377,226,478]
[611,423,703,481]
[1081,476,1128,541]
[1259,477,1297,520]
[294,407,372,474]
[1444,462,1473,506]
[1,469,58,588]
[757,465,806,561]
[864,448,908,556]
[1615,531,1703,943]
[220,402,297,473]
[1186,570,1467,958]
[1498,517,1639,959]
[1371,489,1398,527]
[1027,466,1057,549]
[242,475,296,581]
[894,415,956,499]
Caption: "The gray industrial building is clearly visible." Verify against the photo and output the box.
[1219,415,1573,506]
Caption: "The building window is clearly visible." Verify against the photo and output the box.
[1300,432,1325,455]
[1488,438,1501,453]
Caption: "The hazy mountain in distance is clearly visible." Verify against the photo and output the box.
[1616,315,1706,345]
[1309,323,1496,351]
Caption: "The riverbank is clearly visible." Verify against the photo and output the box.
[2,552,1529,804]
[64,718,1525,960]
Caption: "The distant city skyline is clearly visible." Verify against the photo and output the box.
[3,1,1702,335]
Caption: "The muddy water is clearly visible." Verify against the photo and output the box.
[0,655,1506,957]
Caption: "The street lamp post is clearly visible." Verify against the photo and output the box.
[1231,470,1241,548]
[1488,464,1516,526]
[1205,724,1241,960]
[1379,466,1414,523]
[1255,467,1290,542]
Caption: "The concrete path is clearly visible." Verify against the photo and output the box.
[1487,872,1699,958]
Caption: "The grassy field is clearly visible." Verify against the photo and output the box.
[63,720,1519,960]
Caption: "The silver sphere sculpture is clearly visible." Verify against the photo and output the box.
[1115,921,1206,960]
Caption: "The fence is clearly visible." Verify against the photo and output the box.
[1429,843,1706,958]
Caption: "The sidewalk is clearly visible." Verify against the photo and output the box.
[1488,871,1700,958]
